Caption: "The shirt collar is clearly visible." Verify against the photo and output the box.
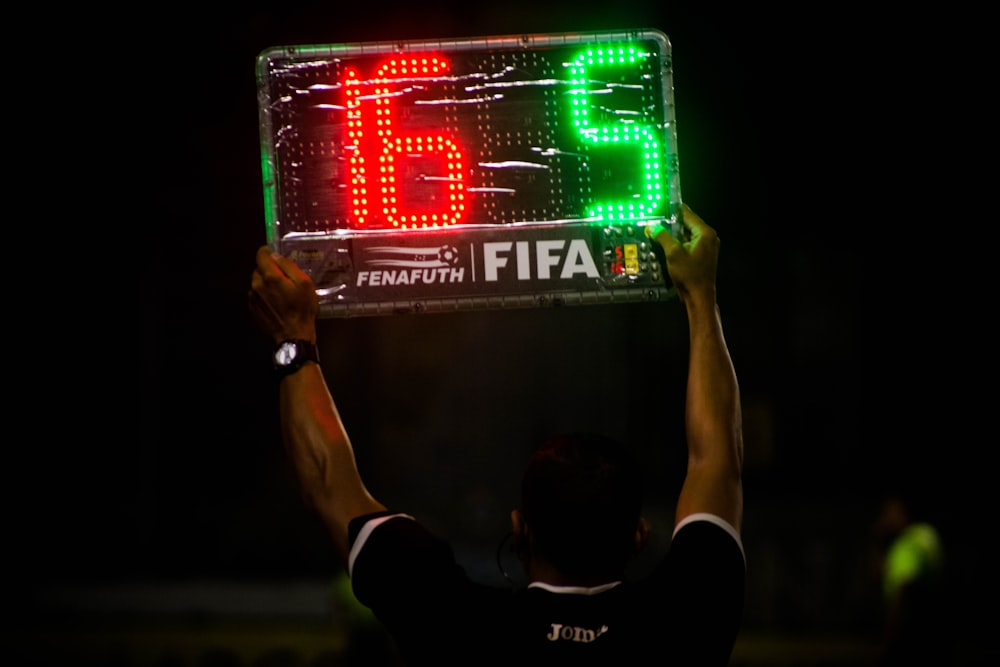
[526,580,622,595]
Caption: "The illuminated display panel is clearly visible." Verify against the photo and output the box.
[257,30,683,317]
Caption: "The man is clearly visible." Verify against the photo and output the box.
[872,491,949,665]
[248,204,745,665]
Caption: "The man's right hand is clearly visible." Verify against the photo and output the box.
[248,246,319,345]
[645,204,720,305]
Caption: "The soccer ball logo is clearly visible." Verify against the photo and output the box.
[438,245,459,266]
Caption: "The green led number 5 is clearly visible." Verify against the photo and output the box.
[568,45,665,223]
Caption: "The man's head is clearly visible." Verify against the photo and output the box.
[512,432,648,585]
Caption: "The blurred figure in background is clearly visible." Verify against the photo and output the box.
[872,488,950,665]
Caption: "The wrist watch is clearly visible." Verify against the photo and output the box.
[272,339,319,378]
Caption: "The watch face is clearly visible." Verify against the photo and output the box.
[274,341,299,366]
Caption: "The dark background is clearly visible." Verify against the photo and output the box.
[8,2,994,665]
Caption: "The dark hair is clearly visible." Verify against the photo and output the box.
[519,432,643,580]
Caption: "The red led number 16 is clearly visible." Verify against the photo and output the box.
[345,56,466,229]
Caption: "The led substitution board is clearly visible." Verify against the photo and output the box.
[257,29,682,317]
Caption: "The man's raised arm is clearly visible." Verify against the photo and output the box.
[646,205,744,532]
[249,247,386,564]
